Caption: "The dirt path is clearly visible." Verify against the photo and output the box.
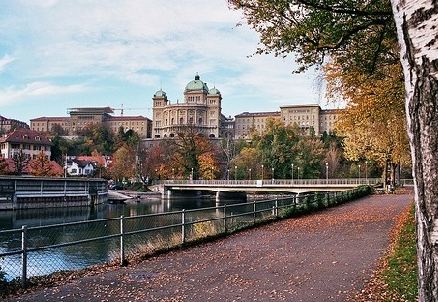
[4,193,413,302]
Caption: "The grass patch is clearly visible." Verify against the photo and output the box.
[382,202,417,301]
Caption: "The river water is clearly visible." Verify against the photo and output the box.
[0,196,257,280]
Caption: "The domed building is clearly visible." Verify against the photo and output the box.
[152,74,224,138]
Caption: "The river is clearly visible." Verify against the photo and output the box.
[0,195,258,280]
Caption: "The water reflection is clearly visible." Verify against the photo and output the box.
[0,196,249,280]
[0,197,223,230]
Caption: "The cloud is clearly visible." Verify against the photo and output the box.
[0,1,325,122]
[0,82,88,106]
[0,55,15,73]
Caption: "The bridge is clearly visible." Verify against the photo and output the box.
[154,178,381,200]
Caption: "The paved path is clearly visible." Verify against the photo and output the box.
[4,193,413,302]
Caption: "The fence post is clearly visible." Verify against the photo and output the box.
[253,200,256,224]
[120,215,125,266]
[223,204,227,233]
[21,225,27,288]
[181,210,186,244]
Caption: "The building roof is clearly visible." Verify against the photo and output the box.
[77,155,107,166]
[0,128,53,146]
[154,89,167,98]
[235,111,281,117]
[30,116,69,121]
[107,115,150,121]
[185,74,209,93]
[67,107,114,115]
[209,87,221,95]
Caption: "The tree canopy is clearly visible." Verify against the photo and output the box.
[228,0,396,74]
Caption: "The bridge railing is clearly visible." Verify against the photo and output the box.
[155,178,382,186]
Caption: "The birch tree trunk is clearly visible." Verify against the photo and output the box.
[391,0,438,300]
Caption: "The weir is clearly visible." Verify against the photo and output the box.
[0,176,107,210]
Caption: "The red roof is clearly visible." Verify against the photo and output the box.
[0,128,53,146]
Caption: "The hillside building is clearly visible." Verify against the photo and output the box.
[0,115,29,135]
[0,128,53,160]
[30,107,152,138]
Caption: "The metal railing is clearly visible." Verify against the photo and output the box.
[0,187,370,288]
[154,178,381,186]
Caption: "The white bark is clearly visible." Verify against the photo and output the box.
[391,0,438,301]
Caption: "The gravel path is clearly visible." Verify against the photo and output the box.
[4,193,413,302]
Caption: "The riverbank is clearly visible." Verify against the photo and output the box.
[2,191,413,302]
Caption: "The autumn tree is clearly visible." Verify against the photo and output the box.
[0,157,9,175]
[108,145,135,184]
[167,126,223,180]
[230,147,261,179]
[11,150,30,175]
[326,60,411,186]
[29,151,61,177]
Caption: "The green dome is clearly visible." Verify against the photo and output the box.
[154,89,166,97]
[209,87,220,95]
[185,74,209,92]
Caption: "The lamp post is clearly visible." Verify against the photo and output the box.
[358,164,361,183]
[291,163,294,181]
[365,161,368,183]
[249,168,252,180]
[271,167,275,183]
[325,162,329,184]
[191,167,194,180]
[297,167,300,180]
[261,164,264,180]
[172,168,175,180]
[235,165,237,181]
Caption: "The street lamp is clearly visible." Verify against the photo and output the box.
[291,163,294,181]
[272,167,275,183]
[235,165,238,181]
[365,161,368,183]
[358,164,361,182]
[227,169,230,180]
[249,168,252,180]
[325,162,329,184]
[172,168,175,180]
[261,164,264,180]
[191,167,194,180]
[297,167,300,180]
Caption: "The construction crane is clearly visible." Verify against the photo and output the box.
[111,104,151,116]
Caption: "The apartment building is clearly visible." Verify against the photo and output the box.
[0,128,52,159]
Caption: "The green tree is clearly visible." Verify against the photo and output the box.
[230,147,261,179]
[251,118,299,179]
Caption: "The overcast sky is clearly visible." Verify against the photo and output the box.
[0,0,332,124]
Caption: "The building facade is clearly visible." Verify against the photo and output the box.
[30,107,152,138]
[151,74,224,138]
[234,111,281,139]
[0,128,53,160]
[0,115,29,135]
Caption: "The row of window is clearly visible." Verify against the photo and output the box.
[7,144,49,151]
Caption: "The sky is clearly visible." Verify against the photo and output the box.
[0,0,334,124]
